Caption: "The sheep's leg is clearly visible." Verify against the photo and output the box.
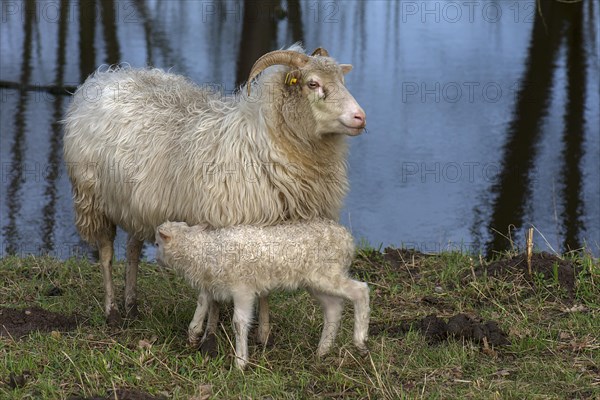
[97,226,120,326]
[310,290,344,357]
[256,295,272,346]
[125,235,143,319]
[312,278,370,355]
[232,291,255,370]
[188,291,210,347]
[199,298,219,357]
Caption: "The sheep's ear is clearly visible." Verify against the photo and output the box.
[340,64,353,75]
[284,70,302,87]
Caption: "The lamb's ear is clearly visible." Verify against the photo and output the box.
[158,227,172,243]
[340,64,353,75]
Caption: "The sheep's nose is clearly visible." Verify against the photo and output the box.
[354,110,366,126]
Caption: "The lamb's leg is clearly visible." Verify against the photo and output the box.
[345,279,370,354]
[256,295,271,345]
[125,235,143,319]
[188,291,210,347]
[311,278,370,355]
[232,291,255,370]
[199,298,219,357]
[97,226,119,326]
[309,290,344,357]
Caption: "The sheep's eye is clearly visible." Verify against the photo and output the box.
[307,81,319,90]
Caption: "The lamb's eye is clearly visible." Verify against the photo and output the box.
[307,81,319,90]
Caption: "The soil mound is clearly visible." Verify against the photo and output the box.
[479,252,580,296]
[378,313,510,347]
[381,247,430,268]
[0,306,78,338]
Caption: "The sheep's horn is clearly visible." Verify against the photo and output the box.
[311,47,329,57]
[247,50,310,96]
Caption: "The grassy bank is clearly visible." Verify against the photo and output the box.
[0,248,598,399]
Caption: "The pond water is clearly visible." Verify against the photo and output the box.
[1,0,598,260]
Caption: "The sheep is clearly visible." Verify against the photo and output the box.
[154,219,370,369]
[62,44,366,346]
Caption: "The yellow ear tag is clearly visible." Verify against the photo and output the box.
[285,72,298,86]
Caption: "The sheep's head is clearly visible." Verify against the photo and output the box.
[247,47,366,137]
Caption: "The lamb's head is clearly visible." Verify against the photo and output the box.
[247,47,366,138]
[155,222,208,267]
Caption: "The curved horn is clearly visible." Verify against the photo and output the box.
[247,50,310,96]
[311,47,329,57]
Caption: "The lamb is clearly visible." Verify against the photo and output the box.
[154,219,370,369]
[62,44,366,346]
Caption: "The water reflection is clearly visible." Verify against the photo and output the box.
[41,0,69,253]
[3,0,35,255]
[0,1,597,258]
[486,0,590,255]
[560,2,586,252]
[100,0,121,65]
[78,0,96,81]
[236,1,280,87]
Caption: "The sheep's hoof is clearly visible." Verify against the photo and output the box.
[199,333,218,358]
[106,309,122,327]
[255,332,274,347]
[125,303,139,320]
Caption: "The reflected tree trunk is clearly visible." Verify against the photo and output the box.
[100,0,121,65]
[560,2,586,252]
[287,0,303,44]
[133,0,182,69]
[79,0,97,82]
[235,0,280,87]
[42,0,70,253]
[3,0,35,254]
[486,1,564,255]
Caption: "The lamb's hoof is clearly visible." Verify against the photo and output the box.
[234,358,248,371]
[106,309,122,327]
[199,333,218,358]
[316,349,329,359]
[188,336,201,349]
[356,344,370,357]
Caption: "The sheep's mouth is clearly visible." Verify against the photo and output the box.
[340,122,366,136]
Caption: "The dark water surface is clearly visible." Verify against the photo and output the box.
[1,0,598,260]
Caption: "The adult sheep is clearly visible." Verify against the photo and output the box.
[63,45,366,342]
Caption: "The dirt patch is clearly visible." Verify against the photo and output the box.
[477,252,580,297]
[353,247,429,281]
[4,371,32,389]
[377,313,510,347]
[67,389,167,400]
[382,247,430,267]
[0,306,78,338]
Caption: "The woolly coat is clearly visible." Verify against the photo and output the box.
[156,219,355,301]
[63,57,349,243]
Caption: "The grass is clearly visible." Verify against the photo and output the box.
[0,248,598,399]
